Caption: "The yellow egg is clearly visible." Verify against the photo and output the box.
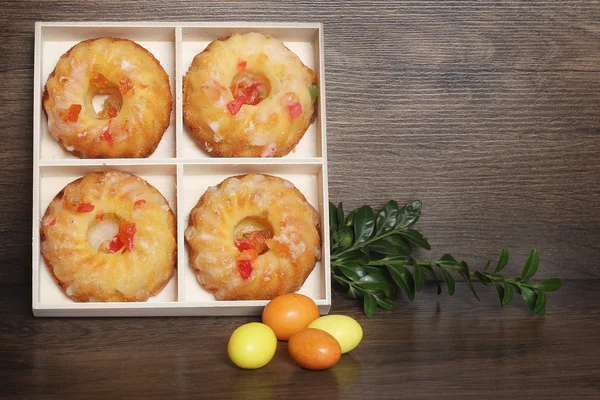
[228,322,277,369]
[308,315,363,354]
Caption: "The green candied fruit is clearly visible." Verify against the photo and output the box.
[308,85,319,103]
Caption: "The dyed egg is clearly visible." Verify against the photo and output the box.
[288,328,341,370]
[262,293,320,341]
[308,315,363,354]
[228,322,277,369]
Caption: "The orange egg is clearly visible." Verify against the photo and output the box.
[288,328,341,370]
[262,293,320,341]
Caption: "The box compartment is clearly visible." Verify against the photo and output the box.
[179,25,324,159]
[180,163,329,308]
[38,25,177,160]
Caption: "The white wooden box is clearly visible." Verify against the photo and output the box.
[32,22,330,317]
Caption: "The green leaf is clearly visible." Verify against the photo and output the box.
[337,227,354,248]
[482,260,491,273]
[521,249,539,282]
[367,235,412,256]
[457,262,481,301]
[474,271,493,287]
[377,301,395,311]
[441,269,455,295]
[536,278,563,292]
[339,265,366,281]
[346,210,356,226]
[357,273,394,297]
[374,296,395,310]
[353,206,375,247]
[357,269,389,284]
[375,200,399,236]
[336,203,344,227]
[494,283,505,306]
[511,282,522,295]
[364,293,377,317]
[385,265,415,301]
[413,261,426,292]
[398,229,431,250]
[361,265,387,276]
[335,250,369,265]
[495,246,509,273]
[309,85,319,103]
[395,200,422,229]
[520,286,538,311]
[347,285,362,300]
[438,253,458,265]
[329,202,339,233]
[423,265,442,295]
[534,290,547,315]
[502,282,514,306]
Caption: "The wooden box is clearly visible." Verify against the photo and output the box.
[32,22,330,317]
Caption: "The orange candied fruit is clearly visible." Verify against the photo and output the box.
[119,76,134,94]
[238,249,259,263]
[109,236,124,253]
[118,221,137,252]
[281,93,303,119]
[237,259,253,279]
[76,202,95,213]
[89,72,109,88]
[60,104,82,123]
[235,230,272,255]
[134,199,146,208]
[227,95,247,115]
[267,239,290,255]
[107,106,118,118]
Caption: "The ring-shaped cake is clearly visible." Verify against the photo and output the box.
[183,33,318,158]
[43,37,172,158]
[40,171,177,302]
[185,173,321,300]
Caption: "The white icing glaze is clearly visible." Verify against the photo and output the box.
[244,121,255,134]
[208,121,220,134]
[250,133,268,146]
[121,59,134,71]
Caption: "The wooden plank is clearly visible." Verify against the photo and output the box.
[1,1,599,284]
[1,282,599,398]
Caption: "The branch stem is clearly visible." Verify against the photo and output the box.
[331,229,407,260]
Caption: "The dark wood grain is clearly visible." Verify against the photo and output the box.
[1,1,600,398]
[1,1,599,284]
[1,282,599,399]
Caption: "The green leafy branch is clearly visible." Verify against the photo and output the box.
[329,200,563,317]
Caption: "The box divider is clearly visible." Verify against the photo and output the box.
[32,22,43,312]
[38,158,324,167]
[175,27,183,159]
[176,163,185,302]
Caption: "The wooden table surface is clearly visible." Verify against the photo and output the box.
[1,1,599,398]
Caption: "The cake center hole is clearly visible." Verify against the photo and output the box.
[230,71,271,106]
[233,216,274,255]
[87,214,120,252]
[92,87,123,120]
